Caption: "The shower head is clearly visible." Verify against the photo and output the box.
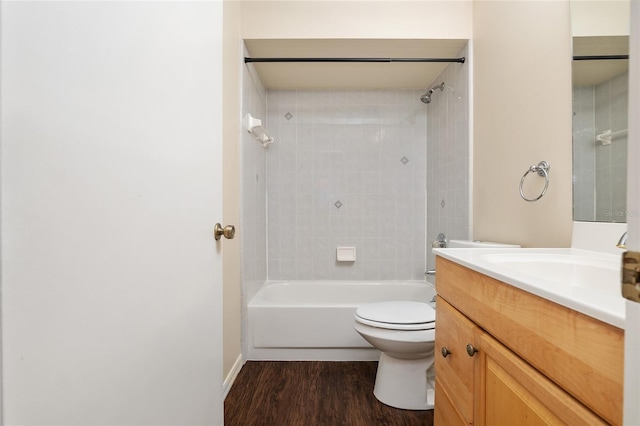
[420,82,445,104]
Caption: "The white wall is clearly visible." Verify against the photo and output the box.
[1,2,224,424]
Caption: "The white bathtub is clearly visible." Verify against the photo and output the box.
[247,280,436,361]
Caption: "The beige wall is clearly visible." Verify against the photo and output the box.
[571,0,629,37]
[241,0,472,39]
[472,0,573,247]
[222,0,243,381]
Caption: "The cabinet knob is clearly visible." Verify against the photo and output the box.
[466,344,478,357]
[441,347,451,358]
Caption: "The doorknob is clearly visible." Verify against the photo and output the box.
[214,223,235,240]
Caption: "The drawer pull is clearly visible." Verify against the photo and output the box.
[441,347,451,358]
[466,344,478,357]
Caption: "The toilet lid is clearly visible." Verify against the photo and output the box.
[355,301,435,330]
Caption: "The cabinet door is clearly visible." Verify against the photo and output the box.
[435,297,477,426]
[478,333,607,426]
[434,377,467,426]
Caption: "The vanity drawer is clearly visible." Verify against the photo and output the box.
[436,256,624,425]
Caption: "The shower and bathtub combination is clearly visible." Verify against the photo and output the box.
[240,42,471,411]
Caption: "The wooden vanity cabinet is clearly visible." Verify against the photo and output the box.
[434,257,624,426]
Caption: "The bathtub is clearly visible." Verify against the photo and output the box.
[247,280,436,361]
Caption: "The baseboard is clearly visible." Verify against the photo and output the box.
[223,354,244,400]
[247,347,380,361]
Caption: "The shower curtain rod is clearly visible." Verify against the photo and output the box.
[244,57,466,64]
[573,55,629,61]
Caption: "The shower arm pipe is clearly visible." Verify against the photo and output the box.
[572,55,629,61]
[244,57,466,64]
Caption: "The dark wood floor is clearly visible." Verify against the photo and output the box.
[225,361,434,426]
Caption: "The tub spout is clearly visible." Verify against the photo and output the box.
[425,269,436,276]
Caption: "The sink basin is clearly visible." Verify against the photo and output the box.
[481,252,618,292]
[433,247,625,328]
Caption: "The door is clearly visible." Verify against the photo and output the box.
[1,2,224,425]
[625,0,640,423]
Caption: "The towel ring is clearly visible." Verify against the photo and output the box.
[519,161,550,202]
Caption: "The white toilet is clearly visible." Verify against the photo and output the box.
[353,240,520,410]
[353,300,436,410]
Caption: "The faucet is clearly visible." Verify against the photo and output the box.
[432,233,448,249]
[426,233,448,277]
[617,232,627,249]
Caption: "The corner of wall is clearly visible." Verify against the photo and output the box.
[222,0,243,380]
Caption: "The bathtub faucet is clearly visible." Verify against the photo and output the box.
[432,233,447,248]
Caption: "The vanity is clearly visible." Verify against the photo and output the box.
[433,248,624,425]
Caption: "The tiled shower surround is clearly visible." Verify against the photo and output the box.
[240,61,267,357]
[266,89,428,280]
[573,71,628,222]
[426,46,470,271]
[241,61,267,294]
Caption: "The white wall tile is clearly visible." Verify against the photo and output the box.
[265,88,429,280]
[240,55,269,355]
[426,45,471,271]
[244,49,470,284]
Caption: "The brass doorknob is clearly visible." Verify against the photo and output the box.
[214,223,235,240]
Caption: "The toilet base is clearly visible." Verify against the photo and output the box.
[373,352,435,410]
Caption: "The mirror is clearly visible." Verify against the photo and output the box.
[571,1,629,223]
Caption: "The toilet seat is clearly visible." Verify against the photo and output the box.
[355,301,435,331]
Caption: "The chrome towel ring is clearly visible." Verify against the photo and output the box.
[519,161,550,202]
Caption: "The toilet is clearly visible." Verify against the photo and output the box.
[353,300,436,410]
[353,240,520,410]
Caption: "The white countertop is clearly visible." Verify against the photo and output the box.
[433,247,626,329]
